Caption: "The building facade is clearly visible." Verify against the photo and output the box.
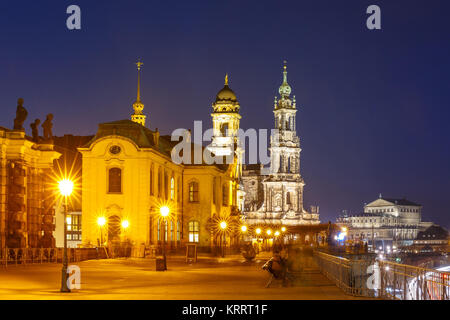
[78,66,242,255]
[0,126,61,249]
[337,196,433,249]
[242,64,320,226]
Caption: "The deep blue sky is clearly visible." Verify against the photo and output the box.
[0,0,449,227]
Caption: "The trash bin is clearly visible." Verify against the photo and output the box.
[155,257,166,271]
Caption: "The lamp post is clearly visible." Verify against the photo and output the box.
[97,216,106,246]
[220,221,227,257]
[58,179,73,293]
[160,206,170,270]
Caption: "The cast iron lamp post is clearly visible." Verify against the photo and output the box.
[58,179,73,293]
[160,206,170,270]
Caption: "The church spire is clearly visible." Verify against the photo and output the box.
[278,60,292,98]
[131,59,147,126]
[225,73,229,86]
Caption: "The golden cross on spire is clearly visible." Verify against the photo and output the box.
[136,60,144,71]
[225,73,229,85]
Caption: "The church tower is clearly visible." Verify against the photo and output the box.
[208,74,241,157]
[261,62,315,225]
[131,60,147,126]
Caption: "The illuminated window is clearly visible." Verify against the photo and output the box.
[164,173,169,200]
[188,221,199,243]
[170,177,175,200]
[189,181,199,202]
[177,177,181,202]
[158,169,162,196]
[177,220,181,241]
[170,220,174,241]
[108,168,122,193]
[66,214,82,241]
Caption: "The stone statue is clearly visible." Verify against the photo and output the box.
[30,119,41,142]
[42,114,54,140]
[13,98,28,131]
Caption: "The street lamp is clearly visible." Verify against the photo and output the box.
[240,225,247,233]
[97,216,106,246]
[281,226,286,232]
[121,219,129,229]
[160,206,169,270]
[220,221,227,257]
[255,228,261,235]
[58,178,73,293]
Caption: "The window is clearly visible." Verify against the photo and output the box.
[164,173,169,200]
[188,221,199,243]
[222,184,229,206]
[286,192,291,205]
[170,220,174,241]
[189,181,199,202]
[177,220,181,241]
[108,168,122,193]
[150,165,154,195]
[66,214,82,241]
[170,177,175,200]
[212,177,216,204]
[158,169,162,196]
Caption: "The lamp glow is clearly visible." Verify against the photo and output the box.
[241,225,247,232]
[121,220,129,229]
[220,221,227,230]
[281,226,286,232]
[274,231,280,236]
[255,228,261,235]
[160,206,170,217]
[97,216,106,227]
[266,229,272,236]
[58,179,74,197]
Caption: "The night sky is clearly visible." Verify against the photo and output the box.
[0,0,449,227]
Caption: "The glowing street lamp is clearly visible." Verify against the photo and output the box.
[121,220,129,229]
[281,226,286,232]
[159,206,170,270]
[255,228,262,235]
[266,229,272,236]
[274,231,280,237]
[58,178,73,293]
[97,216,106,246]
[240,225,247,233]
[219,221,227,257]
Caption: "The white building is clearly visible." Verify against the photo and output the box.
[337,195,433,249]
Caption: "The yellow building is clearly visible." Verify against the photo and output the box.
[78,63,242,256]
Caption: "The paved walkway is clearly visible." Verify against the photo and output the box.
[0,253,367,299]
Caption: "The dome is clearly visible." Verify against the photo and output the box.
[215,85,237,102]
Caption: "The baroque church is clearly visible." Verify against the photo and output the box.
[242,63,320,226]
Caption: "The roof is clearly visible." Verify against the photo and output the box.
[82,119,229,171]
[366,197,421,207]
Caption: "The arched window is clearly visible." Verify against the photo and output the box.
[170,177,175,200]
[286,192,291,205]
[149,165,154,195]
[164,173,169,200]
[177,220,181,241]
[222,184,229,206]
[188,221,199,243]
[220,123,229,136]
[189,181,199,202]
[177,177,181,203]
[108,168,122,193]
[158,169,162,197]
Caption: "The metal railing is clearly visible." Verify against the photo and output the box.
[314,250,450,300]
[378,260,449,300]
[314,250,375,297]
[0,247,108,267]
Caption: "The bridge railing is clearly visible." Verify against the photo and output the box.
[378,260,449,300]
[314,250,375,297]
[314,250,450,300]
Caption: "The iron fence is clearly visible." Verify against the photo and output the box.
[314,250,450,300]
[0,247,108,266]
